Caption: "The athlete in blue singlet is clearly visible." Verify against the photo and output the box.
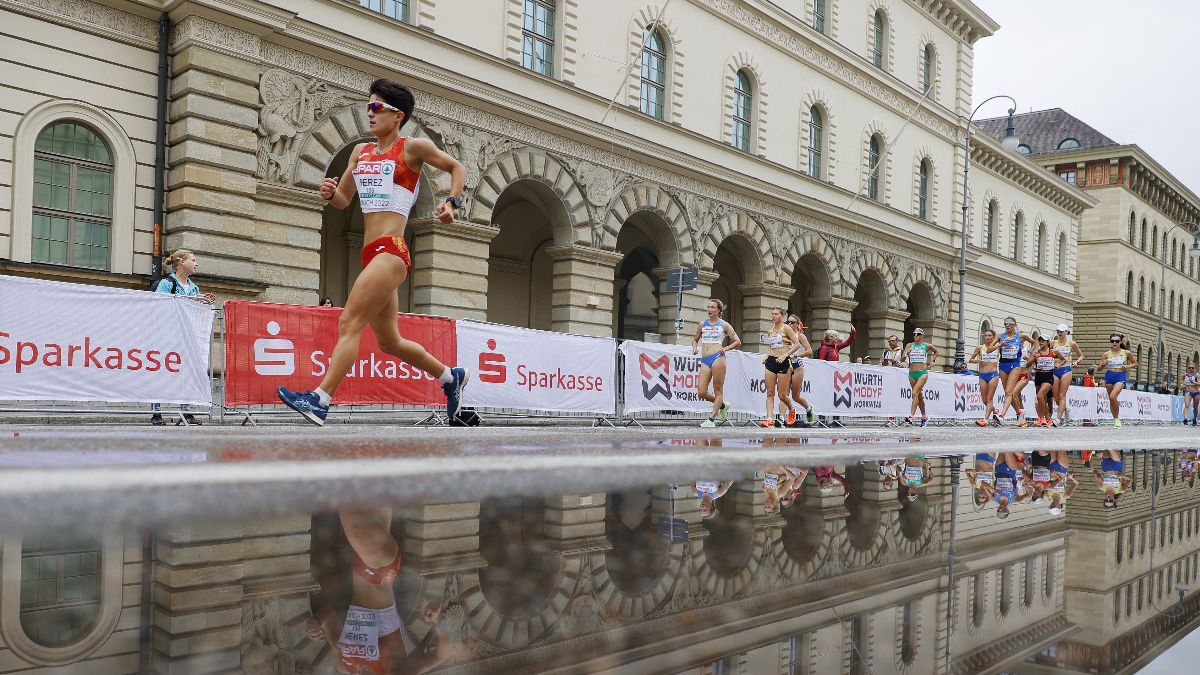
[1095,334,1136,429]
[967,452,998,505]
[694,479,734,519]
[1092,450,1132,508]
[692,298,742,428]
[994,317,1036,427]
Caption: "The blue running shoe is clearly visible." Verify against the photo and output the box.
[443,367,470,419]
[277,387,327,426]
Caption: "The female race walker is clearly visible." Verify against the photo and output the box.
[761,308,803,427]
[1183,363,1200,425]
[969,329,1001,427]
[693,299,741,428]
[1050,324,1084,426]
[1096,333,1136,429]
[785,314,816,426]
[1025,335,1060,427]
[902,328,938,427]
[277,79,469,425]
[994,317,1036,427]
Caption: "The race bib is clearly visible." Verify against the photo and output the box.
[1032,468,1051,483]
[976,471,995,485]
[763,473,780,489]
[1001,345,1019,359]
[1102,474,1121,489]
[695,480,718,496]
[903,466,924,486]
[338,607,381,664]
[909,349,927,364]
[996,477,1014,493]
[1037,357,1055,370]
[353,160,395,211]
[768,332,784,348]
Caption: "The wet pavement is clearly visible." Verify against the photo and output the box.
[0,425,1197,673]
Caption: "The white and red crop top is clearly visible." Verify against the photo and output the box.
[351,138,421,216]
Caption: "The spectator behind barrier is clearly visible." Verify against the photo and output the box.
[150,249,213,426]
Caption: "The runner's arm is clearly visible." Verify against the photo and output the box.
[723,323,742,352]
[716,480,734,498]
[796,334,813,359]
[968,346,982,364]
[323,143,364,209]
[927,346,939,366]
[783,326,801,358]
[1124,350,1138,369]
[408,137,468,224]
[1072,341,1085,366]
[692,325,703,354]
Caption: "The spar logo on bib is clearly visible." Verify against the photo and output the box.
[833,370,853,409]
[381,163,393,177]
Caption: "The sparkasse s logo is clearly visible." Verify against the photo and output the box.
[254,321,295,376]
[479,339,507,383]
[639,353,672,400]
[833,370,853,409]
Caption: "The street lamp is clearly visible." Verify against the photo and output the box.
[954,97,1019,373]
[1154,222,1200,390]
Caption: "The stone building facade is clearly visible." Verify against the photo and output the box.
[979,108,1200,389]
[0,0,1091,367]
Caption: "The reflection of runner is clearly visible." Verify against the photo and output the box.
[306,510,450,674]
[693,299,741,428]
[1180,449,1197,486]
[970,330,1001,427]
[761,466,799,514]
[898,456,933,501]
[1025,337,1060,427]
[1044,452,1077,515]
[1093,450,1133,508]
[902,329,938,427]
[1051,325,1084,426]
[761,309,803,427]
[1096,334,1136,429]
[967,453,997,505]
[993,452,1028,519]
[785,314,816,426]
[694,480,733,519]
[277,79,469,426]
[1184,365,1199,426]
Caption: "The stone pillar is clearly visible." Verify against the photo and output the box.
[866,308,910,361]
[151,517,317,674]
[809,298,858,360]
[738,283,797,354]
[409,219,497,320]
[930,318,955,371]
[397,501,484,573]
[546,245,625,337]
[544,493,609,553]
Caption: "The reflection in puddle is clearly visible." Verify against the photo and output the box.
[0,448,1196,673]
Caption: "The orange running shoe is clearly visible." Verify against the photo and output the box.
[759,420,774,428]
[976,419,988,427]
[786,409,797,426]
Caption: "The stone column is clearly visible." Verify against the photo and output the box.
[544,493,609,553]
[809,298,858,360]
[738,283,797,354]
[866,308,910,361]
[545,245,625,337]
[409,219,497,320]
[397,501,484,573]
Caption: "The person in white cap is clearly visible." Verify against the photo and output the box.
[1050,324,1084,426]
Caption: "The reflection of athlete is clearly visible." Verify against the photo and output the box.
[693,299,741,428]
[1096,334,1136,429]
[306,509,450,674]
[1180,449,1197,486]
[694,480,734,519]
[277,79,469,426]
[761,466,800,514]
[1050,325,1084,426]
[970,330,1001,427]
[902,330,938,427]
[1093,450,1133,508]
[967,452,997,505]
[993,452,1028,519]
[898,456,933,502]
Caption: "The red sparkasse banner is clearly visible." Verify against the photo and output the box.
[223,301,455,406]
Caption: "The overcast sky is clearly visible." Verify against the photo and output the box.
[972,1,1200,194]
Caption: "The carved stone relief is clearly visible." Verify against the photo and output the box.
[240,598,308,675]
[255,69,352,183]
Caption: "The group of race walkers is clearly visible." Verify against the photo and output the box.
[272,77,1177,431]
[692,299,1156,430]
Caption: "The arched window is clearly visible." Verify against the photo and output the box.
[31,122,113,270]
[1189,301,1194,328]
[998,566,1012,617]
[1043,553,1054,600]
[921,43,935,94]
[1023,559,1034,608]
[813,0,826,33]
[971,573,984,628]
[1141,219,1148,250]
[1138,277,1145,309]
[807,105,824,178]
[1035,222,1047,269]
[1126,272,1134,305]
[521,0,556,76]
[900,601,916,664]
[1170,290,1176,321]
[1012,212,1025,261]
[1172,240,1178,269]
[639,28,666,119]
[16,533,102,647]
[979,319,992,344]
[1152,224,1159,256]
[1058,232,1068,276]
[918,158,931,220]
[867,134,882,201]
[1180,296,1185,325]
[732,70,752,151]
[1129,211,1137,245]
[871,10,886,69]
[1150,281,1157,314]
[362,0,408,21]
[1057,138,1081,150]
[1136,345,1142,383]
[985,200,998,251]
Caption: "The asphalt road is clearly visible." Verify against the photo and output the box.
[0,422,1194,532]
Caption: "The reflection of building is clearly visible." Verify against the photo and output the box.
[978,109,1200,389]
[0,0,1090,364]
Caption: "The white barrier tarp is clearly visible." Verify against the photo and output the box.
[457,320,617,414]
[619,339,1182,421]
[0,275,215,404]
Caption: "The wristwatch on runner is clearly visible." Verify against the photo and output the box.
[444,195,463,209]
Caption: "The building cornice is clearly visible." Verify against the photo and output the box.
[0,0,158,49]
[971,134,1097,217]
[909,0,1000,44]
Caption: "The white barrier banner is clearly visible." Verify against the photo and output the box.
[618,342,762,415]
[803,360,913,418]
[457,320,616,414]
[0,275,215,404]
